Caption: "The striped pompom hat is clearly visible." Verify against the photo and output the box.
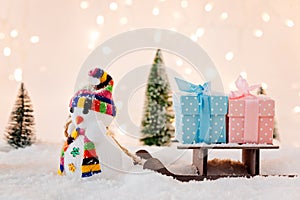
[69,68,116,117]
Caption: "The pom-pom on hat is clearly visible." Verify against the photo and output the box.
[69,68,116,117]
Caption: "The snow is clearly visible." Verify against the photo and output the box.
[0,140,300,200]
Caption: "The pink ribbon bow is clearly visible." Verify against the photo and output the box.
[229,75,261,99]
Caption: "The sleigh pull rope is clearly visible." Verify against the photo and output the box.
[106,129,144,165]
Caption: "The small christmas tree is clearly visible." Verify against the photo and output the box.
[140,49,174,146]
[4,82,36,148]
[257,86,267,95]
[257,86,279,140]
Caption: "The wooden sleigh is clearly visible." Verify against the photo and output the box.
[136,144,296,182]
[107,130,296,182]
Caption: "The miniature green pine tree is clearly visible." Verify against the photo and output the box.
[4,83,36,148]
[257,86,279,140]
[140,49,174,146]
[257,86,267,95]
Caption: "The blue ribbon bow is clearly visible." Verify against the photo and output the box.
[175,78,211,143]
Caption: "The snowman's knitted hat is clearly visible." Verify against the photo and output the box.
[69,68,116,117]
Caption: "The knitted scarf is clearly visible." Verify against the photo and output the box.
[58,128,101,178]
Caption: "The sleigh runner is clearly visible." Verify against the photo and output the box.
[135,146,295,182]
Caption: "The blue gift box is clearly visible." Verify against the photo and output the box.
[173,78,228,144]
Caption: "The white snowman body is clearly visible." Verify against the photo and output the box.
[64,135,85,177]
[63,107,123,179]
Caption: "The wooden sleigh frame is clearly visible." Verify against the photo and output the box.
[178,144,279,176]
[136,144,296,182]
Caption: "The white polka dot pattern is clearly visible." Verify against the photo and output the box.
[259,99,275,117]
[228,117,245,143]
[180,96,200,115]
[228,97,275,144]
[228,100,245,117]
[258,117,274,144]
[174,94,228,144]
[210,96,228,115]
[207,115,226,143]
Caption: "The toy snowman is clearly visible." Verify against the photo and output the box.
[58,68,123,178]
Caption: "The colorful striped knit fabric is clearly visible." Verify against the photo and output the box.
[58,141,68,175]
[89,68,114,91]
[69,68,116,116]
[69,89,116,117]
[58,128,101,178]
[81,136,101,177]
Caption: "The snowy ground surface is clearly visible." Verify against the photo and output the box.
[0,140,300,200]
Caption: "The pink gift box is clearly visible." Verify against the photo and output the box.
[227,76,275,144]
